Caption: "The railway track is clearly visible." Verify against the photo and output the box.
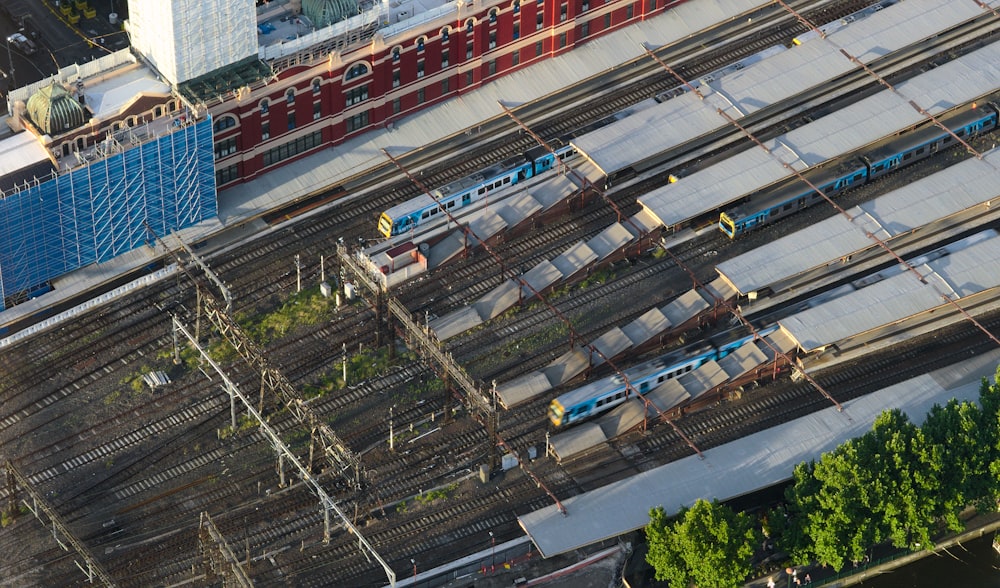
[6,1,996,584]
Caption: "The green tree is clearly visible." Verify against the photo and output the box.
[921,398,988,529]
[646,499,760,588]
[859,410,941,552]
[782,461,822,565]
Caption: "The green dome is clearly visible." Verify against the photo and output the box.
[26,83,87,136]
[302,0,359,28]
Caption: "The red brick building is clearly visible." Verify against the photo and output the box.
[206,0,689,188]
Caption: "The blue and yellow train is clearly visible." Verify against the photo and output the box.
[548,325,778,428]
[719,100,1000,238]
[377,144,577,238]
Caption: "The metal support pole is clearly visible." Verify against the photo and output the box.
[389,405,395,452]
[172,321,181,365]
[323,505,331,544]
[228,383,237,430]
[278,452,286,488]
[295,254,302,293]
[195,287,202,349]
[342,342,348,384]
[308,428,316,473]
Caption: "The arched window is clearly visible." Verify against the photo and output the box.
[154,105,163,117]
[392,46,401,61]
[440,26,450,41]
[213,115,237,132]
[489,8,498,23]
[513,0,520,13]
[167,100,177,112]
[286,89,295,104]
[466,18,475,33]
[416,36,426,51]
[260,98,270,114]
[344,62,370,81]
[312,78,322,94]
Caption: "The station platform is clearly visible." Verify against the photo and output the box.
[429,206,665,341]
[519,347,1000,558]
[547,329,794,462]
[0,0,764,338]
[496,276,734,409]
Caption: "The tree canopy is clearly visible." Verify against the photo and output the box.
[646,499,760,588]
[646,368,1000,580]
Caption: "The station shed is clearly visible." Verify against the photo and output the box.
[570,0,979,183]
[548,330,794,461]
[429,206,661,340]
[518,348,1000,558]
[779,231,1000,365]
[714,147,1000,306]
[495,277,736,409]
[638,40,1000,232]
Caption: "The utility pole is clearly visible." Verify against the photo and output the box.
[295,254,302,293]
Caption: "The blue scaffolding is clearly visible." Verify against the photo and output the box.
[0,118,217,310]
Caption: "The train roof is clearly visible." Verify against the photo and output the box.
[553,346,702,408]
[381,192,439,219]
[570,0,982,180]
[779,231,1000,353]
[716,147,1000,296]
[637,40,1000,230]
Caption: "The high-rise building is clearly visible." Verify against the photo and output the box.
[126,0,258,85]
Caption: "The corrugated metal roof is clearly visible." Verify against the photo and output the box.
[717,148,1000,294]
[640,39,1000,229]
[572,0,979,179]
[518,349,1000,557]
[780,233,1000,352]
[217,0,767,221]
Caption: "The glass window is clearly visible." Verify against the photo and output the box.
[261,121,270,140]
[312,79,321,94]
[345,63,368,80]
[287,112,296,130]
[213,116,236,132]
[260,99,270,114]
